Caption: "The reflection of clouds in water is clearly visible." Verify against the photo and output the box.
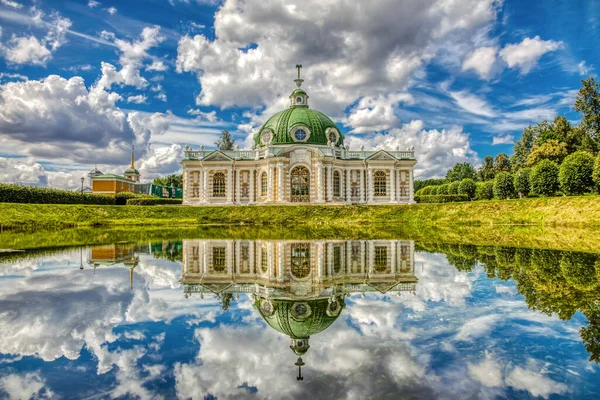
[0,372,53,400]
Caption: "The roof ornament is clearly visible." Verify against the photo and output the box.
[295,357,305,381]
[294,64,304,88]
[130,145,135,169]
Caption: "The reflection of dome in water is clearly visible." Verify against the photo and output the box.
[255,297,345,356]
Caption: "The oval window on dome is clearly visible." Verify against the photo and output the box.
[261,130,272,145]
[294,129,307,141]
[329,132,337,143]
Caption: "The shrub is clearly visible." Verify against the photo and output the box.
[530,159,560,196]
[126,198,183,206]
[449,181,460,195]
[594,152,600,193]
[0,183,114,205]
[514,168,531,197]
[493,172,516,199]
[430,186,439,195]
[414,194,469,203]
[437,184,449,195]
[475,181,494,200]
[420,186,432,195]
[115,191,140,205]
[458,178,476,200]
[559,151,595,195]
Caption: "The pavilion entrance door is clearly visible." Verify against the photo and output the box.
[290,166,310,202]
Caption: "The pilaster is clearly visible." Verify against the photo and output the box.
[345,169,352,204]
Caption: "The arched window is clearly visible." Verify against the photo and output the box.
[333,171,340,197]
[374,171,387,196]
[261,172,267,196]
[213,172,226,197]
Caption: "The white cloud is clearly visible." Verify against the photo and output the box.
[0,0,23,10]
[462,46,497,79]
[146,60,169,72]
[577,61,592,76]
[0,372,53,400]
[0,157,48,186]
[499,36,563,74]
[346,93,414,133]
[127,94,147,104]
[449,90,496,117]
[138,144,183,179]
[506,363,569,399]
[155,92,167,102]
[87,0,100,7]
[456,314,501,340]
[492,134,514,145]
[188,109,219,122]
[467,354,503,387]
[505,107,557,122]
[106,6,117,15]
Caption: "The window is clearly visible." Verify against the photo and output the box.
[329,131,337,143]
[261,130,272,145]
[213,247,226,272]
[374,171,387,196]
[333,246,342,274]
[374,246,387,272]
[290,166,310,202]
[213,172,226,197]
[261,172,267,196]
[261,249,268,273]
[294,129,307,141]
[333,171,340,197]
[291,243,311,278]
[296,97,303,103]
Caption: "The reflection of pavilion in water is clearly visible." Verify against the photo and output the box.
[88,243,140,288]
[181,239,417,380]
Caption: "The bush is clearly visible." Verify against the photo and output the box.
[530,159,560,196]
[0,183,114,205]
[493,172,516,199]
[115,191,140,205]
[438,184,449,195]
[414,194,469,203]
[514,168,531,197]
[126,198,183,206]
[449,181,460,195]
[559,151,595,195]
[430,186,439,195]
[458,178,476,200]
[420,186,432,195]
[594,152,600,193]
[475,181,494,200]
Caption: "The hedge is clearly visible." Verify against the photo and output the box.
[0,183,114,205]
[559,151,595,195]
[414,194,469,203]
[126,198,183,206]
[493,172,516,199]
[458,178,476,200]
[475,181,494,200]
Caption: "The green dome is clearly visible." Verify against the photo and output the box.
[254,107,344,147]
[291,88,307,96]
[255,298,344,343]
[124,168,140,175]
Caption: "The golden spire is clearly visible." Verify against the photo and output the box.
[129,266,134,289]
[130,145,135,169]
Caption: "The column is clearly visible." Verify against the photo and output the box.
[409,169,414,203]
[227,168,233,204]
[345,169,352,204]
[249,169,255,204]
[249,240,255,276]
[226,241,233,274]
[390,241,397,275]
[327,242,333,276]
[235,168,241,204]
[359,169,365,203]
[203,168,209,204]
[202,241,208,274]
[368,241,375,275]
[267,164,274,202]
[317,163,323,202]
[317,242,324,280]
[367,168,374,203]
[277,242,284,282]
[389,167,396,203]
[277,163,284,202]
[326,166,333,202]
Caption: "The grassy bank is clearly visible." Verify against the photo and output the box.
[1,195,599,231]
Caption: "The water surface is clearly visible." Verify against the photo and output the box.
[0,237,599,399]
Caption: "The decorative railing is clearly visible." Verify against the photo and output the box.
[184,150,205,159]
[392,151,415,159]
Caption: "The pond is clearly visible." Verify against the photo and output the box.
[0,234,599,399]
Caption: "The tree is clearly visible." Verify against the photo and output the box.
[574,77,600,141]
[475,181,494,200]
[511,126,537,170]
[478,156,495,181]
[438,184,449,195]
[445,163,476,182]
[215,130,235,150]
[449,181,460,195]
[559,151,595,195]
[493,153,511,174]
[458,178,476,200]
[526,139,568,166]
[514,168,531,197]
[153,173,183,188]
[493,172,516,199]
[594,152,600,193]
[530,159,560,196]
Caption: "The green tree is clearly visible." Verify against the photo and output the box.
[526,139,568,166]
[594,152,600,193]
[475,181,494,200]
[438,184,449,195]
[574,77,600,141]
[449,181,460,195]
[493,153,511,174]
[493,172,516,199]
[559,151,595,195]
[530,159,560,196]
[458,178,476,200]
[215,130,235,150]
[511,126,536,170]
[446,163,476,182]
[153,173,183,188]
[478,155,495,181]
[514,168,531,197]
[430,185,439,195]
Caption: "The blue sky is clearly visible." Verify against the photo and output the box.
[0,0,598,188]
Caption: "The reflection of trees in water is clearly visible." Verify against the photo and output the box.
[151,241,184,262]
[421,242,600,363]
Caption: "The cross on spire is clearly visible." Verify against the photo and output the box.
[296,64,302,79]
[294,64,304,88]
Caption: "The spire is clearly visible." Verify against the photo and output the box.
[294,64,303,88]
[129,267,134,290]
[130,145,135,169]
[295,357,305,381]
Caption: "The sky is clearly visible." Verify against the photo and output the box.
[0,0,598,188]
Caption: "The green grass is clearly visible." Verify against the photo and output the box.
[1,195,600,231]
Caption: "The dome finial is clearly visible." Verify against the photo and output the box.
[294,64,304,88]
[295,357,305,381]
